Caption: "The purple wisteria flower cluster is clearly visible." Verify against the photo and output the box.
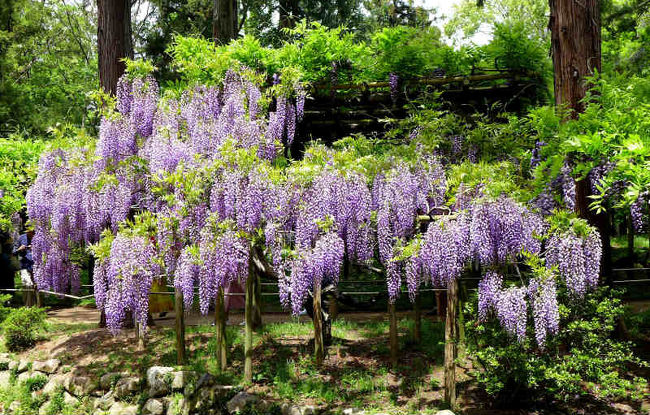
[545,229,601,297]
[93,234,159,334]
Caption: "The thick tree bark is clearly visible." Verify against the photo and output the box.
[97,0,132,95]
[213,0,238,45]
[548,0,601,116]
[550,0,611,280]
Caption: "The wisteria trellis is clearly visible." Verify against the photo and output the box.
[27,70,602,347]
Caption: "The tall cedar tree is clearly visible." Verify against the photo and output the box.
[548,0,611,278]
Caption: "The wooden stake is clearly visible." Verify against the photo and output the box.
[174,287,186,366]
[444,278,459,409]
[215,288,227,372]
[313,281,324,366]
[389,301,398,369]
[244,264,255,382]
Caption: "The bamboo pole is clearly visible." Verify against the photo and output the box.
[389,301,398,369]
[174,287,186,365]
[312,72,526,92]
[252,271,262,330]
[215,288,227,372]
[313,281,324,366]
[444,278,459,409]
[244,268,255,382]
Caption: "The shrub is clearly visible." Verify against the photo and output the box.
[1,307,47,352]
[464,287,648,406]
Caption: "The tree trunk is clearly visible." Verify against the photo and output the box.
[213,0,238,44]
[388,301,398,369]
[444,279,458,409]
[175,288,186,365]
[549,0,601,117]
[97,0,132,95]
[215,288,227,372]
[313,282,325,366]
[549,0,611,280]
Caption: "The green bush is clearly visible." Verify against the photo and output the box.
[1,307,47,352]
[464,288,648,406]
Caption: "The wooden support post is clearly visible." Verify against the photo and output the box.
[174,287,186,366]
[414,294,421,344]
[313,281,324,366]
[215,288,227,372]
[389,301,398,369]
[244,269,255,382]
[444,278,459,409]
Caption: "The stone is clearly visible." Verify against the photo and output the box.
[59,364,73,373]
[435,411,456,415]
[38,400,50,415]
[17,371,43,384]
[195,373,215,389]
[93,391,115,411]
[32,359,60,374]
[9,401,20,413]
[66,375,97,396]
[226,391,260,413]
[142,398,165,415]
[108,401,138,415]
[63,391,79,406]
[100,372,127,390]
[7,360,18,371]
[147,366,174,398]
[281,403,318,415]
[43,374,69,395]
[17,360,29,373]
[0,371,11,388]
[113,377,139,398]
[171,371,196,391]
[0,355,12,370]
